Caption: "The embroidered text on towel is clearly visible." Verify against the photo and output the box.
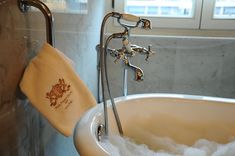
[46,78,72,109]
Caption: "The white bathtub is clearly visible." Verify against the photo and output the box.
[73,94,235,156]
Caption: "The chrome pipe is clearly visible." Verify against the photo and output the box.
[99,12,126,136]
[123,69,128,96]
[18,0,55,46]
[104,34,124,135]
[99,12,114,136]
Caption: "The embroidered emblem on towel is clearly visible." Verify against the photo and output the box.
[46,78,71,109]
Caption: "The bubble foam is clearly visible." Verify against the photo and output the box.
[107,135,235,156]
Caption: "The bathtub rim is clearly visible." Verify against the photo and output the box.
[112,93,235,104]
[73,93,235,156]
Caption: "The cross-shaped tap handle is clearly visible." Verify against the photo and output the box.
[145,45,155,61]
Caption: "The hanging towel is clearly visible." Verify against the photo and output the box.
[20,43,97,136]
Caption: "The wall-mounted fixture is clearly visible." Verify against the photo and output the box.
[18,0,55,46]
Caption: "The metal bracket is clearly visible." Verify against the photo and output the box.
[18,0,29,12]
[97,124,105,141]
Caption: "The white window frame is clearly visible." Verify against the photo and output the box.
[201,0,235,30]
[114,0,235,30]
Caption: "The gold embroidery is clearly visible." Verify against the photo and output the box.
[46,78,71,107]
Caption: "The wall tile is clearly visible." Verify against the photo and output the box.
[107,36,235,99]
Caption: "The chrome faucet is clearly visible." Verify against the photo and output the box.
[105,45,145,81]
[97,12,153,138]
[105,26,154,81]
[125,58,144,81]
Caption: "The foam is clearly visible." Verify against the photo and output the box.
[108,135,235,156]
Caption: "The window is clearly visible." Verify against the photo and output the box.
[214,0,235,19]
[201,0,235,29]
[115,0,235,29]
[125,0,194,18]
[39,0,88,14]
[115,0,203,29]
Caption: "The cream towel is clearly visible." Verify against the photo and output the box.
[20,43,97,136]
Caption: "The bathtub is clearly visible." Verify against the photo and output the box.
[73,94,235,156]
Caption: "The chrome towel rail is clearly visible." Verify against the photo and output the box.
[18,0,55,46]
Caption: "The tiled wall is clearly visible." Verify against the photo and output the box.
[107,36,235,99]
[0,0,104,155]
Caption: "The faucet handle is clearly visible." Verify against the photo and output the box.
[145,45,155,61]
[114,49,126,63]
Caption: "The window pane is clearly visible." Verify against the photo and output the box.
[213,0,235,19]
[40,0,88,14]
[125,0,195,18]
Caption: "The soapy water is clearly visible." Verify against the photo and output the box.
[106,135,235,156]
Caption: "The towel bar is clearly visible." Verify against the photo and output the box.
[18,0,55,46]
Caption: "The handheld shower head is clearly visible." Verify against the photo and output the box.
[115,13,152,30]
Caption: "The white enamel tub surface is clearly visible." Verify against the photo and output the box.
[73,94,235,156]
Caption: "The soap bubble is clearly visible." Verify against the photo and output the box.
[107,135,235,156]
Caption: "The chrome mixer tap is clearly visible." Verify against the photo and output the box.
[97,12,153,138]
[104,26,155,81]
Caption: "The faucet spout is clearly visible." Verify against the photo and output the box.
[140,18,152,30]
[125,59,144,81]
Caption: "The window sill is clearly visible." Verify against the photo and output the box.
[106,22,235,38]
